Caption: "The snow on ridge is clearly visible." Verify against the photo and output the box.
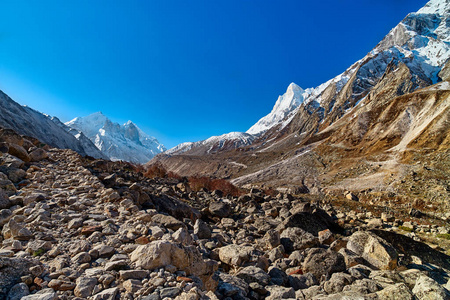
[165,131,256,156]
[417,0,449,15]
[246,82,307,135]
[65,112,166,164]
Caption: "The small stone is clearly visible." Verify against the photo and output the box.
[123,279,143,293]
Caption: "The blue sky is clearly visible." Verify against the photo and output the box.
[0,0,428,148]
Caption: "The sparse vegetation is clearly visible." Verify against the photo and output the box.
[437,234,450,240]
[399,226,414,232]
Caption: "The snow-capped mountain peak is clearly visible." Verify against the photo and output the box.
[246,82,307,135]
[417,0,449,15]
[66,113,166,164]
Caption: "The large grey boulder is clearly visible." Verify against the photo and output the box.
[6,283,30,300]
[265,286,295,300]
[412,275,449,300]
[375,283,414,299]
[130,240,218,290]
[347,231,398,270]
[218,244,254,267]
[323,272,354,294]
[21,289,57,300]
[74,277,97,298]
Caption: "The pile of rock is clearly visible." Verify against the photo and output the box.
[1,127,450,299]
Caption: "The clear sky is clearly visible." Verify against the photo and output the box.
[0,0,428,149]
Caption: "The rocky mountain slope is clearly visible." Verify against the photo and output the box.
[150,0,450,208]
[66,112,166,164]
[0,90,106,160]
[2,127,450,299]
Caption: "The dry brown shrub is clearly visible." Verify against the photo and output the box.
[188,176,242,197]
[144,163,168,178]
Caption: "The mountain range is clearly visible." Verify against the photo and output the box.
[0,0,447,204]
[150,0,450,205]
[0,93,165,164]
[66,112,166,164]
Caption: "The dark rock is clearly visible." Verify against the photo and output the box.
[280,227,319,253]
[194,219,211,239]
[151,194,201,221]
[268,267,288,286]
[236,266,270,286]
[159,287,181,299]
[277,209,342,235]
[0,257,36,298]
[409,208,424,218]
[302,248,346,281]
[0,190,12,209]
[209,200,232,218]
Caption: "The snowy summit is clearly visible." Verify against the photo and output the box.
[66,112,166,164]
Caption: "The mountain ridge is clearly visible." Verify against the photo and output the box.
[66,112,166,164]
[149,0,450,203]
[0,90,107,159]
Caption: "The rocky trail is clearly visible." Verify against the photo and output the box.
[1,127,450,299]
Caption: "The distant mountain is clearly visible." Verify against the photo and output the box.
[0,90,107,159]
[66,112,166,164]
[165,132,255,156]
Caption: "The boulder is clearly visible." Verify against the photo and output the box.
[375,283,414,300]
[194,219,211,239]
[347,231,398,270]
[280,227,319,253]
[302,248,346,281]
[6,283,30,300]
[323,272,354,294]
[130,240,218,290]
[21,288,57,300]
[151,214,186,231]
[8,144,30,162]
[277,210,341,235]
[288,273,318,290]
[0,257,38,298]
[216,272,249,299]
[218,244,254,267]
[90,287,119,300]
[173,227,193,245]
[29,148,48,162]
[263,229,281,249]
[412,275,449,300]
[74,277,98,298]
[236,266,270,286]
[209,201,232,218]
[265,286,295,300]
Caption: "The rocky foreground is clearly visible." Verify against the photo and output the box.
[1,127,450,300]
